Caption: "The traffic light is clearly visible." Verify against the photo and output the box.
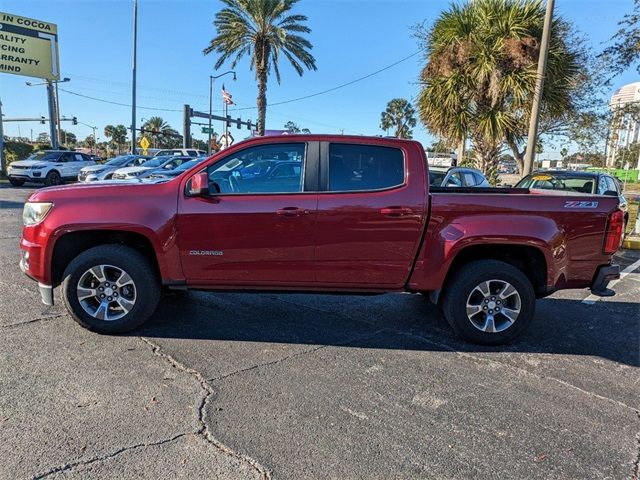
[247,119,252,131]
[72,117,77,125]
[40,116,45,124]
[236,118,241,129]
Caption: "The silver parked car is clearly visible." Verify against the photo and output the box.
[429,166,490,187]
[78,155,149,182]
[111,155,191,180]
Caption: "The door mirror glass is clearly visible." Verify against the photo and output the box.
[603,190,618,197]
[187,172,210,196]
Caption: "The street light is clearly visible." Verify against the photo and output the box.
[76,120,98,155]
[25,77,70,149]
[208,70,236,154]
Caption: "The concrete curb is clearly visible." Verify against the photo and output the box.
[622,236,640,250]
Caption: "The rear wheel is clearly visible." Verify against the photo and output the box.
[8,177,25,186]
[442,260,535,345]
[44,170,62,186]
[61,245,160,333]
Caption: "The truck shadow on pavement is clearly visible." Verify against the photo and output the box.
[134,292,640,368]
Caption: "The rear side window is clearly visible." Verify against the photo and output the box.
[463,172,476,186]
[329,144,404,192]
[473,172,485,184]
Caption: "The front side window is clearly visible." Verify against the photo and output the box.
[604,176,619,194]
[445,172,462,187]
[328,144,404,192]
[597,176,608,195]
[208,143,305,194]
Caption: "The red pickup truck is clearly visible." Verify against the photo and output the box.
[19,135,624,344]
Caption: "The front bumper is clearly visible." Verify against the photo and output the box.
[590,264,620,297]
[19,255,54,305]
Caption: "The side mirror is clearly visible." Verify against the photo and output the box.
[603,190,618,197]
[187,172,210,197]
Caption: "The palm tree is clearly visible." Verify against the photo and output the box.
[142,116,172,148]
[417,0,580,176]
[203,0,317,136]
[380,98,417,139]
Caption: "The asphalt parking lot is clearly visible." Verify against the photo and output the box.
[1,184,639,480]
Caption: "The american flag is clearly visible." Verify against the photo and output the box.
[222,84,235,105]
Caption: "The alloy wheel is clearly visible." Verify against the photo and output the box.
[465,279,521,333]
[76,264,137,321]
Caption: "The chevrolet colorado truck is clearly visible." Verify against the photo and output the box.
[19,135,624,344]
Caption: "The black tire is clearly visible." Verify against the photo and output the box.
[61,244,160,333]
[442,260,535,345]
[44,170,62,187]
[8,177,25,186]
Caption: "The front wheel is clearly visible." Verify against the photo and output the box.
[61,245,160,333]
[442,260,535,345]
[44,170,62,186]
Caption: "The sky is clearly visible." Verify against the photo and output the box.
[0,0,638,154]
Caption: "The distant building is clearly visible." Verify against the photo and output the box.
[605,81,640,168]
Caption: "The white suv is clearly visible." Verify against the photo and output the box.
[7,150,96,187]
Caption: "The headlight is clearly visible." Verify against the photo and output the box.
[23,202,53,226]
[31,165,47,170]
[131,171,145,177]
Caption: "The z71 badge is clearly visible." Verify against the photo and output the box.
[564,200,599,209]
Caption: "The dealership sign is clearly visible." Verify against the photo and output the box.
[0,11,59,80]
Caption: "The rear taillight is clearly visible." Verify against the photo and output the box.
[603,210,624,255]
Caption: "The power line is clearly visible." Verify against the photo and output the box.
[59,88,183,112]
[61,51,421,112]
[268,51,420,107]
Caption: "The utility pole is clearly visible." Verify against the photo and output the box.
[523,0,554,177]
[0,99,4,176]
[130,0,138,154]
[46,80,59,149]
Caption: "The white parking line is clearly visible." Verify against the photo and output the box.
[581,258,640,305]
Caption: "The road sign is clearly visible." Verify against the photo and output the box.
[201,126,215,134]
[0,11,60,80]
[139,136,150,155]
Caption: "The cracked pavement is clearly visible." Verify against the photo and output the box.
[1,185,639,479]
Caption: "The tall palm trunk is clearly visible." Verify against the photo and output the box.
[257,67,268,136]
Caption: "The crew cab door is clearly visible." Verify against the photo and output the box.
[177,141,319,286]
[315,142,428,288]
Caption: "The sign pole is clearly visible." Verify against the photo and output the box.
[54,81,62,147]
[0,98,5,176]
[46,80,58,149]
[208,77,213,154]
[130,0,138,154]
